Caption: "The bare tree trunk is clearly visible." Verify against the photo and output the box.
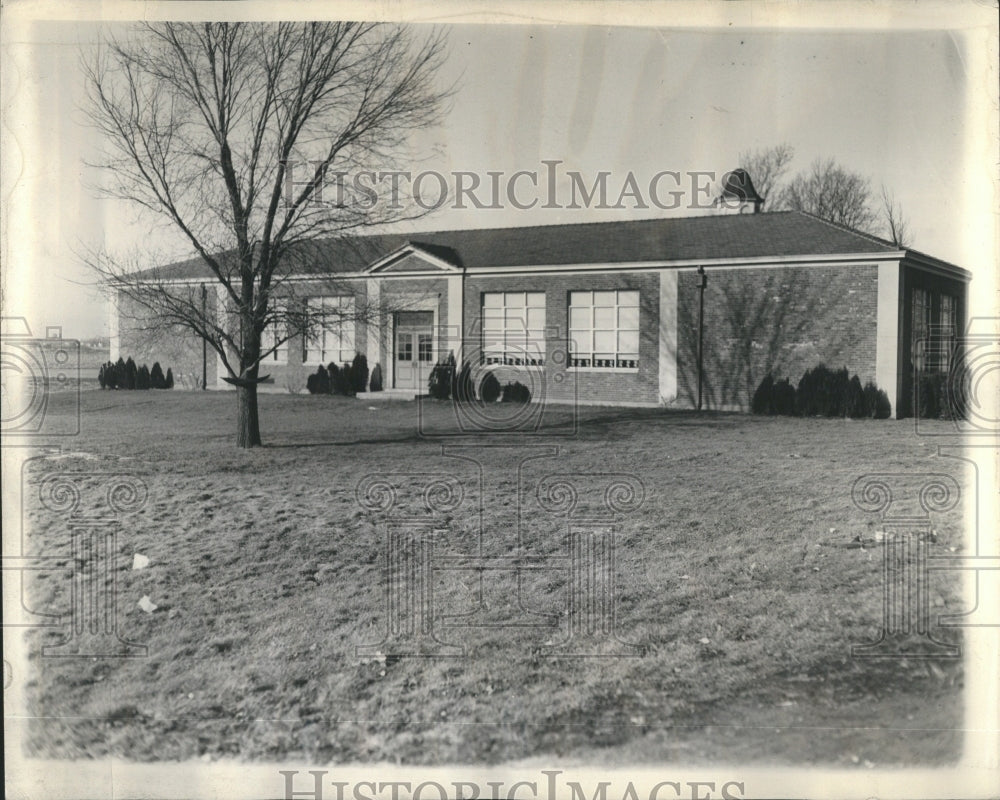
[236,383,262,448]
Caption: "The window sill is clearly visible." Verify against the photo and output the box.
[567,367,640,374]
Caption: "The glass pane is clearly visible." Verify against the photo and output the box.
[594,291,616,307]
[618,307,639,329]
[569,330,590,352]
[505,292,525,308]
[618,331,639,352]
[569,307,590,329]
[418,334,433,362]
[594,331,615,351]
[618,290,639,307]
[483,293,502,308]
[569,291,591,306]
[526,307,545,328]
[504,309,526,330]
[527,292,545,307]
[594,307,615,329]
[397,334,412,361]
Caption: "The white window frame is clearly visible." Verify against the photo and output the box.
[481,291,546,367]
[305,296,355,365]
[568,289,640,371]
[260,299,289,364]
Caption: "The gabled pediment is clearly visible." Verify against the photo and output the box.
[365,242,461,274]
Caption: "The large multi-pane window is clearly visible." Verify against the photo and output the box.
[938,294,957,372]
[482,292,546,366]
[259,300,288,364]
[911,288,932,372]
[911,288,959,373]
[305,296,354,364]
[568,290,640,369]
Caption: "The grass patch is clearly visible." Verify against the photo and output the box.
[20,390,967,765]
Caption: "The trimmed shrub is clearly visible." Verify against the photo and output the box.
[328,362,350,396]
[165,368,174,389]
[501,381,531,403]
[98,363,107,389]
[350,353,369,394]
[796,364,855,417]
[480,371,501,403]
[307,365,332,394]
[428,352,456,400]
[772,378,797,416]
[150,362,166,389]
[453,361,474,403]
[114,357,126,389]
[916,373,953,419]
[751,373,796,416]
[124,357,138,390]
[861,382,892,419]
[369,363,383,392]
[846,375,865,418]
[751,374,775,415]
[136,364,151,390]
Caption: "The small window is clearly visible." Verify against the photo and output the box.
[568,289,640,369]
[418,333,433,363]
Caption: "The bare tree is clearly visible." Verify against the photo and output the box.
[879,184,911,247]
[779,158,879,232]
[737,143,795,209]
[83,22,450,447]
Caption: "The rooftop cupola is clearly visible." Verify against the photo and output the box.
[714,168,764,214]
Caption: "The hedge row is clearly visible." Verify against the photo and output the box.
[428,353,530,403]
[306,353,370,395]
[99,357,173,390]
[752,364,890,419]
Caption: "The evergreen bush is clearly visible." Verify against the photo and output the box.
[369,363,383,392]
[165,368,174,389]
[124,357,138,390]
[480,372,501,403]
[350,353,369,394]
[772,378,797,416]
[136,364,151,390]
[501,381,531,403]
[428,352,456,400]
[846,375,865,418]
[150,362,166,389]
[751,374,775,415]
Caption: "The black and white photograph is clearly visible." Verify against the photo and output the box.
[2,1,998,798]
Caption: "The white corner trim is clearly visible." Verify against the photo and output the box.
[876,261,901,418]
[658,269,678,404]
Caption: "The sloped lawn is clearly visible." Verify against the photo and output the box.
[18,390,967,765]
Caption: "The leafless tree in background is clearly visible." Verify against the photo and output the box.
[83,22,450,447]
[779,157,879,232]
[879,184,912,247]
[737,143,794,209]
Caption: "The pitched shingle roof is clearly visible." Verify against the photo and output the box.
[133,210,911,281]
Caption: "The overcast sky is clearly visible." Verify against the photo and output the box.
[2,7,996,338]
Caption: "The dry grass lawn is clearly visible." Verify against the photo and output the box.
[18,389,969,766]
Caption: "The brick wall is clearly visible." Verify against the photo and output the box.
[463,272,662,405]
[675,264,880,411]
